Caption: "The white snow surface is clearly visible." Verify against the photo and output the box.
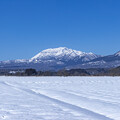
[30,47,98,62]
[0,76,120,120]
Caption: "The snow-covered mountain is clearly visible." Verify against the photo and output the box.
[0,47,120,71]
[30,47,98,63]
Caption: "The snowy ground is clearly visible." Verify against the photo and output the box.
[0,77,120,120]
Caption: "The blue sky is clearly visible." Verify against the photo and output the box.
[0,0,120,60]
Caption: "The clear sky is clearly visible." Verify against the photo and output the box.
[0,0,120,60]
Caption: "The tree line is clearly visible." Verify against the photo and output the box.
[1,66,120,76]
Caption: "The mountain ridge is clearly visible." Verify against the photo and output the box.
[0,47,120,71]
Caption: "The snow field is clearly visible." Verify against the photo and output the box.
[0,76,120,120]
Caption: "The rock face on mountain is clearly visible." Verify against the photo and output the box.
[0,47,120,71]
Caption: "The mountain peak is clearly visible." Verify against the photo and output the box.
[42,47,70,53]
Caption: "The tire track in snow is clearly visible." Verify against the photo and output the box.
[3,81,113,120]
[39,89,120,119]
[19,88,114,120]
[58,90,120,109]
